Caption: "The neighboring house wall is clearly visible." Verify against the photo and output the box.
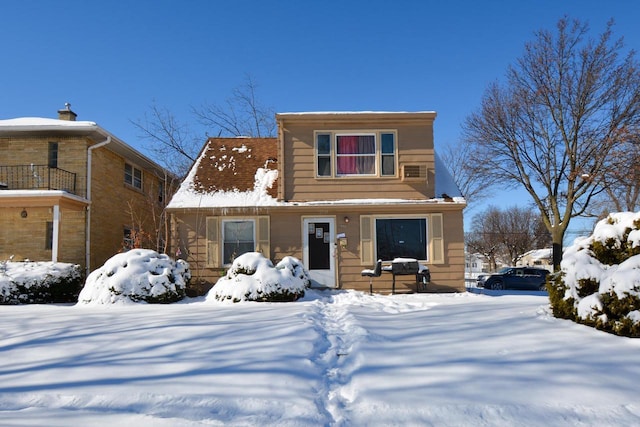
[0,196,87,266]
[0,111,173,273]
[0,136,89,197]
[89,147,167,269]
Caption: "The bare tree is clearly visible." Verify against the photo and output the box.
[192,75,276,138]
[439,140,493,205]
[132,75,276,177]
[464,17,640,270]
[466,207,504,272]
[131,102,200,177]
[466,205,551,269]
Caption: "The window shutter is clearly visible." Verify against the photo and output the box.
[430,214,444,264]
[206,217,219,267]
[360,215,373,265]
[256,216,270,257]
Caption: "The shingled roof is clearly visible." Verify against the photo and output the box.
[190,137,278,197]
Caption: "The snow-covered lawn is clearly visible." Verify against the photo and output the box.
[1,290,639,426]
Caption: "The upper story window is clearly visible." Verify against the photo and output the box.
[48,142,58,168]
[124,163,142,189]
[316,131,396,178]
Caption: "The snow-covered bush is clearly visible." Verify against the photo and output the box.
[0,261,82,304]
[550,212,640,337]
[206,252,310,303]
[78,249,190,305]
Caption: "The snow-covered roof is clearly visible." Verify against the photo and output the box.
[167,137,280,209]
[277,111,437,115]
[0,117,98,131]
[522,248,553,260]
[0,116,173,179]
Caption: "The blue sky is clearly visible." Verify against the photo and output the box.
[2,0,639,236]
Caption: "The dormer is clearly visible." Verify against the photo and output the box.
[276,111,436,202]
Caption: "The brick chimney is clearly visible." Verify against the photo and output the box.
[58,103,77,121]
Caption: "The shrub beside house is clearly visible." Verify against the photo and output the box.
[549,212,640,337]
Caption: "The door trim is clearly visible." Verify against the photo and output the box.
[302,217,336,288]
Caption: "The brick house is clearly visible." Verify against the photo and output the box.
[0,106,174,274]
[167,111,466,294]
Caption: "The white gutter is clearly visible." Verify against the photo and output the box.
[85,136,111,276]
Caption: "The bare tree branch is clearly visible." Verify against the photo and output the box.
[192,75,276,138]
[439,140,493,205]
[464,17,640,269]
[131,102,199,176]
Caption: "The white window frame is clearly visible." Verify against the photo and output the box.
[314,130,397,178]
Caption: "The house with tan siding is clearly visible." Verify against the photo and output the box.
[167,111,466,294]
[0,105,174,275]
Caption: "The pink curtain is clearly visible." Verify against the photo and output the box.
[337,135,375,174]
[337,136,358,174]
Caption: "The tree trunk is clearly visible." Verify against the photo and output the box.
[551,227,564,272]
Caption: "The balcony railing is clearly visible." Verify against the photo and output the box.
[0,164,77,195]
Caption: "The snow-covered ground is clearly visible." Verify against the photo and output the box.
[1,290,639,426]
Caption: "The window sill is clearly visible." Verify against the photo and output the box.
[124,183,144,194]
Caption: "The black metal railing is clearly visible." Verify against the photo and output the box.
[0,164,77,195]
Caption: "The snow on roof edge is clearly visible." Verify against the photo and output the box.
[0,117,98,130]
[277,111,437,115]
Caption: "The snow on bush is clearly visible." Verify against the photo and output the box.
[0,260,82,304]
[78,249,190,305]
[206,252,310,302]
[550,212,640,336]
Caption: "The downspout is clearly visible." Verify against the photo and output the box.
[85,136,111,276]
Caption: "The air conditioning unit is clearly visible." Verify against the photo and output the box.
[401,164,427,181]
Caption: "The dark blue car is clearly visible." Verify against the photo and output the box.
[482,267,549,291]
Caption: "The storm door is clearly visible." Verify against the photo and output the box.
[303,217,336,288]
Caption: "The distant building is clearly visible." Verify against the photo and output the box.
[517,248,553,272]
[0,105,175,274]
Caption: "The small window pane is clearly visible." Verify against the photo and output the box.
[48,142,58,168]
[382,155,395,175]
[45,222,53,250]
[381,133,394,153]
[124,164,132,185]
[318,157,331,176]
[133,168,142,189]
[317,134,330,154]
[337,135,375,154]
